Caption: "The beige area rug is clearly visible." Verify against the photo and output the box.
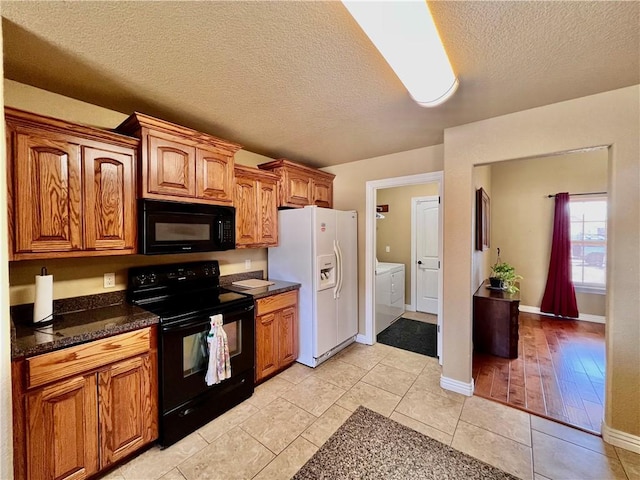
[293,406,518,480]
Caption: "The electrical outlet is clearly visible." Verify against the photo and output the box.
[245,259,251,270]
[385,245,391,253]
[103,272,116,288]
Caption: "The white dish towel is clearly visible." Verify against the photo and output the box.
[205,314,232,386]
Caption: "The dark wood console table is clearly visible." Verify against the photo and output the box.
[473,280,520,359]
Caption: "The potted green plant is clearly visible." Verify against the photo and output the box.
[489,253,522,293]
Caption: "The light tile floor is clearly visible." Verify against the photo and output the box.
[105,342,638,480]
[400,310,437,324]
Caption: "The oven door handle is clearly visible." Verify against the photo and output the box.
[161,317,209,332]
[161,304,254,333]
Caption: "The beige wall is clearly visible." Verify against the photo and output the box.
[4,81,275,305]
[472,165,492,290]
[443,86,640,439]
[4,80,270,170]
[376,183,438,305]
[324,145,444,332]
[0,19,15,478]
[490,150,608,315]
[9,251,268,305]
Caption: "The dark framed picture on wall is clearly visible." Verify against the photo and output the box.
[476,187,490,251]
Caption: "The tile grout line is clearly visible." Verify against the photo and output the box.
[455,417,534,450]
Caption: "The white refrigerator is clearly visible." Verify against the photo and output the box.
[268,206,358,367]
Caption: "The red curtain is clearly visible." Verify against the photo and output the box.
[541,193,579,318]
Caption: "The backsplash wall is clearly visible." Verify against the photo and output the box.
[9,249,268,306]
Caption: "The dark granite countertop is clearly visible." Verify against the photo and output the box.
[224,279,301,300]
[11,291,158,360]
[10,271,297,360]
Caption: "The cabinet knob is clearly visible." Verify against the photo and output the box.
[417,261,423,265]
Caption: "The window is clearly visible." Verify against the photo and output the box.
[570,197,606,291]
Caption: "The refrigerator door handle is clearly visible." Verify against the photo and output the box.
[333,240,342,299]
[335,240,344,298]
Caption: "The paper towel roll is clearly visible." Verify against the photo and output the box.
[33,271,53,324]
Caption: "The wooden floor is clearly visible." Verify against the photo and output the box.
[472,312,605,434]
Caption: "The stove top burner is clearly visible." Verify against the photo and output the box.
[138,288,252,323]
[127,260,253,322]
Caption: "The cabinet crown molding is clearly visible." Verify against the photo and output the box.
[234,164,279,181]
[4,107,140,148]
[258,158,335,180]
[116,112,242,154]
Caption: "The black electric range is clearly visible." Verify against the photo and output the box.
[128,260,255,447]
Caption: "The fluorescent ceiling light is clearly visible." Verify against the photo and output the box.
[342,0,458,107]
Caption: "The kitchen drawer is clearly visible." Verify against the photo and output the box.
[256,291,298,316]
[26,328,152,389]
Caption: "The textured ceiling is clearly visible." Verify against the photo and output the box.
[2,1,639,168]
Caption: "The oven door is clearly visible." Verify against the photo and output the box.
[159,303,254,413]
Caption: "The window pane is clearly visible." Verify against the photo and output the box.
[569,198,606,288]
[585,202,607,221]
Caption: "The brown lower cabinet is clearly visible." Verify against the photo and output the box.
[255,290,299,383]
[12,327,158,480]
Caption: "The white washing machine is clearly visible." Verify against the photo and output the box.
[375,262,405,335]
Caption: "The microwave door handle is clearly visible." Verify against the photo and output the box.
[217,220,223,241]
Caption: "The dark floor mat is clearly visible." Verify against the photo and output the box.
[377,318,438,358]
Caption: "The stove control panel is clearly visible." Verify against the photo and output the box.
[128,261,220,290]
[133,272,158,287]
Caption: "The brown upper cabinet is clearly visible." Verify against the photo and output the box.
[234,165,279,248]
[5,108,138,260]
[258,159,334,208]
[116,113,241,205]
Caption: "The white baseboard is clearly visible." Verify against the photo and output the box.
[602,421,640,454]
[404,304,415,312]
[440,375,474,397]
[356,333,372,345]
[519,304,606,324]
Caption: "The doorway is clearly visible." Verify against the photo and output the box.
[362,172,443,363]
[471,148,608,434]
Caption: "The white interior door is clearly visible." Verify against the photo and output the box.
[416,197,439,314]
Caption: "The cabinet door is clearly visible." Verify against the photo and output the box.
[257,179,278,246]
[255,313,279,382]
[147,134,196,197]
[13,130,82,254]
[312,176,333,208]
[26,374,99,480]
[234,176,258,247]
[98,354,154,467]
[83,145,136,251]
[283,170,312,207]
[196,146,234,204]
[278,306,298,367]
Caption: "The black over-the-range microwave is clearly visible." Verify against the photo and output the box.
[139,199,236,254]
